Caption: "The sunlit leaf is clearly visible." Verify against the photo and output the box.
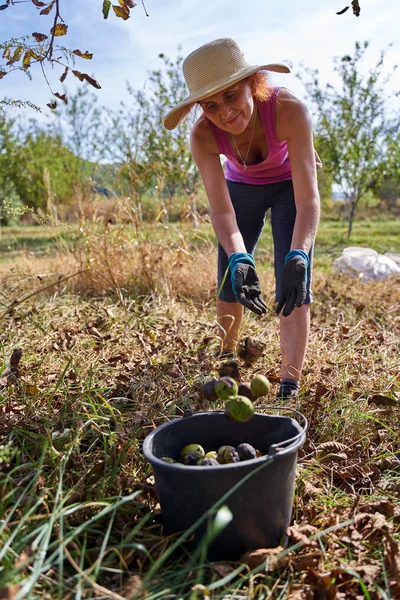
[22,51,31,68]
[73,49,93,60]
[31,0,46,6]
[7,46,23,65]
[102,0,111,18]
[336,6,349,14]
[32,32,48,42]
[50,23,68,36]
[113,4,130,19]
[60,66,69,82]
[47,101,57,109]
[54,92,68,104]
[0,71,7,79]
[2,47,11,60]
[40,1,55,15]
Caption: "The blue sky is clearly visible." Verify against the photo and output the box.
[1,0,399,118]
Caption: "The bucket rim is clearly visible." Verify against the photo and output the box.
[142,409,307,472]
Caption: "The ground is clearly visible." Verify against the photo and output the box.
[0,219,399,598]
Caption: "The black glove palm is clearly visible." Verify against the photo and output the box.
[276,256,307,317]
[233,263,267,316]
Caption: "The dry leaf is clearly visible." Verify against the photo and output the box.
[32,32,48,42]
[120,574,145,599]
[10,348,22,370]
[50,23,68,36]
[368,394,399,407]
[72,49,93,60]
[316,441,351,454]
[40,0,55,15]
[240,546,288,570]
[0,585,20,599]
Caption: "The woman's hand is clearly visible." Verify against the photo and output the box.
[229,252,267,316]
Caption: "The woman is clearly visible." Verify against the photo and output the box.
[163,38,321,399]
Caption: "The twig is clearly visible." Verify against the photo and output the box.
[0,269,91,320]
[63,544,127,600]
[44,0,61,61]
[141,0,149,17]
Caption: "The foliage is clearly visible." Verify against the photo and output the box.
[0,0,147,109]
[301,40,400,237]
[104,52,201,225]
[7,125,87,212]
[0,0,361,111]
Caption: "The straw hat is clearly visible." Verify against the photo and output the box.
[163,38,290,130]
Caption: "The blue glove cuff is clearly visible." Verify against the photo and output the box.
[285,249,310,268]
[228,252,255,300]
[228,252,255,272]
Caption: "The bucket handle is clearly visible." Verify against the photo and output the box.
[262,406,308,457]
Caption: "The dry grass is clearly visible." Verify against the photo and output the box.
[0,224,399,599]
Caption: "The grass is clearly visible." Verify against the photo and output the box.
[0,215,399,599]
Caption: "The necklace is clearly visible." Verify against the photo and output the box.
[230,109,257,170]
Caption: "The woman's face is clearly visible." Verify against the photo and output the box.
[199,78,255,134]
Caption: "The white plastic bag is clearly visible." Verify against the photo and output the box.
[333,247,400,281]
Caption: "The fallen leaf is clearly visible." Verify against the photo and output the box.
[239,546,288,570]
[368,394,399,407]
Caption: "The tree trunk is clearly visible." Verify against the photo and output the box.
[347,200,357,238]
[191,193,199,230]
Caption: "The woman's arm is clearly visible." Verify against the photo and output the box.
[190,119,246,256]
[276,89,321,253]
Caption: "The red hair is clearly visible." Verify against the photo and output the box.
[248,71,273,102]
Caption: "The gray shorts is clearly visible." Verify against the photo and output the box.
[218,179,313,303]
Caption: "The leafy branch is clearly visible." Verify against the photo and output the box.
[0,0,148,109]
[337,0,361,17]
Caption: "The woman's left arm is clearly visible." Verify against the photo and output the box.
[276,89,321,253]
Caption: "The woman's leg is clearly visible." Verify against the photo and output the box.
[216,299,243,353]
[279,304,310,382]
[269,181,313,386]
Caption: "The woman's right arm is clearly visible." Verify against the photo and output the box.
[190,119,246,256]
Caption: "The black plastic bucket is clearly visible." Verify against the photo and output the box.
[142,409,307,561]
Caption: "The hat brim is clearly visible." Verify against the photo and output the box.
[163,62,290,130]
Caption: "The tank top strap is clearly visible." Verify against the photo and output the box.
[258,86,281,146]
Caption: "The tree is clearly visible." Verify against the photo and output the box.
[0,0,360,110]
[104,52,201,226]
[300,41,400,237]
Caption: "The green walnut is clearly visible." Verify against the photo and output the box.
[160,456,176,464]
[215,376,238,400]
[198,457,219,466]
[180,444,205,461]
[236,443,257,461]
[202,378,218,401]
[205,450,218,460]
[217,445,240,464]
[225,396,255,423]
[183,451,203,465]
[250,374,271,398]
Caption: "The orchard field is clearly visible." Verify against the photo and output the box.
[0,217,399,599]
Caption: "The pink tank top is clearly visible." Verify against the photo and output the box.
[205,87,292,185]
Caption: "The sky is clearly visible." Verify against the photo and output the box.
[1,0,399,121]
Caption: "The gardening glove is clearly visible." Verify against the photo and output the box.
[228,252,267,316]
[276,250,309,317]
